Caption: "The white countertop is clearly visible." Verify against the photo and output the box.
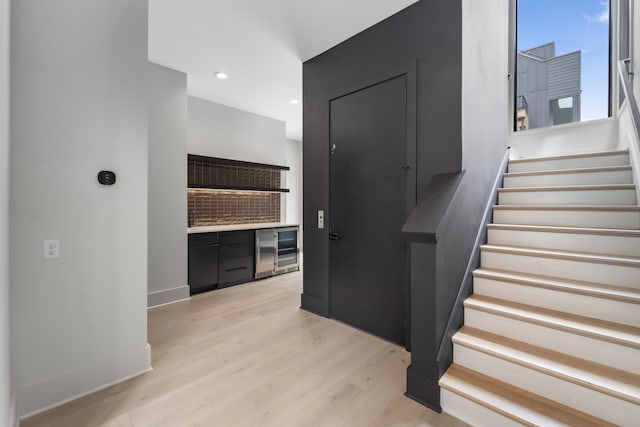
[188,223,299,234]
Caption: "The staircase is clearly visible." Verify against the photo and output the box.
[439,149,640,426]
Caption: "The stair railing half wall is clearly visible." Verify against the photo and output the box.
[434,149,510,367]
[402,148,510,411]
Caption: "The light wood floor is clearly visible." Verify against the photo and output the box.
[22,271,468,427]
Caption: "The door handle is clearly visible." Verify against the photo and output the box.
[329,233,340,241]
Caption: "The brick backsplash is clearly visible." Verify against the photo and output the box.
[188,160,281,190]
[188,190,281,226]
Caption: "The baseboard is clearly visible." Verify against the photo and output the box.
[405,365,442,413]
[10,394,17,427]
[300,293,328,317]
[147,285,190,308]
[16,343,151,421]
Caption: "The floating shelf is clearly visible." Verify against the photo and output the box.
[188,185,290,193]
[188,154,290,192]
[188,154,289,171]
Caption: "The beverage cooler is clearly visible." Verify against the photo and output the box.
[275,227,299,273]
[255,226,299,279]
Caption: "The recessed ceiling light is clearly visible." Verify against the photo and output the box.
[290,99,300,105]
[214,72,229,80]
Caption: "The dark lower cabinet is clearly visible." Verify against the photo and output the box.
[188,232,219,294]
[218,230,255,288]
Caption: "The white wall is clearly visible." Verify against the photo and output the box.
[285,139,303,228]
[618,103,640,203]
[188,97,301,224]
[0,0,12,424]
[189,96,287,165]
[509,117,619,158]
[616,0,640,204]
[461,0,510,186]
[632,0,640,201]
[10,0,150,418]
[634,0,640,102]
[148,63,189,307]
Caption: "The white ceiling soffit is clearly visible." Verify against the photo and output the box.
[148,0,420,141]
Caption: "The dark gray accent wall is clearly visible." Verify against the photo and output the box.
[401,0,511,409]
[301,0,463,317]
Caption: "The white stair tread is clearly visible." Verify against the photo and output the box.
[454,327,640,404]
[440,364,614,427]
[487,223,640,238]
[494,204,640,211]
[481,244,640,268]
[503,165,633,178]
[473,268,640,304]
[464,295,640,349]
[492,205,640,229]
[509,150,629,165]
[498,184,636,193]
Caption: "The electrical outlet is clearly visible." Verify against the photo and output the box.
[44,240,60,259]
[318,210,324,229]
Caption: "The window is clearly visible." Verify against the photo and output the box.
[516,0,610,131]
[549,96,575,126]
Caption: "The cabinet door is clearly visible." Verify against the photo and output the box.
[219,230,255,287]
[188,245,219,294]
[218,255,253,287]
[219,230,254,256]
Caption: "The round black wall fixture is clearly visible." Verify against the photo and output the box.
[97,170,116,185]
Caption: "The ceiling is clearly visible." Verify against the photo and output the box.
[148,0,419,141]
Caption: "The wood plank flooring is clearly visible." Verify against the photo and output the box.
[22,271,468,427]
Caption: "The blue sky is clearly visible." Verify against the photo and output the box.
[517,0,610,121]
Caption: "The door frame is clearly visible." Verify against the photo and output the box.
[325,60,418,347]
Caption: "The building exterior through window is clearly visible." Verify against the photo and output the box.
[516,42,582,130]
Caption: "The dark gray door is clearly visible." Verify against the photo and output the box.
[329,75,408,345]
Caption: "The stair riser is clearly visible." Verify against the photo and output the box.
[480,250,640,289]
[453,344,639,426]
[464,308,640,374]
[487,228,640,257]
[440,389,523,427]
[473,277,640,327]
[503,169,634,188]
[493,209,640,229]
[498,189,636,206]
[508,154,630,173]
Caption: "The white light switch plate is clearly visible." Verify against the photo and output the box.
[44,240,60,259]
[318,210,324,229]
